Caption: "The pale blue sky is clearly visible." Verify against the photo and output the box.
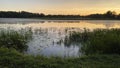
[0,0,120,15]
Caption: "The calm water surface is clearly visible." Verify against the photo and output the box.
[0,18,120,57]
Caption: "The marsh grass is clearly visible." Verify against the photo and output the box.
[65,29,120,55]
[63,29,90,46]
[1,28,120,68]
[0,29,32,52]
[0,29,120,68]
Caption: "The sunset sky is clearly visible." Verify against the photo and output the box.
[0,0,120,15]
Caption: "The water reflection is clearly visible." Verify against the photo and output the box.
[1,18,120,57]
[26,27,81,57]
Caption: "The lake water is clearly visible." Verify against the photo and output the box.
[0,18,120,57]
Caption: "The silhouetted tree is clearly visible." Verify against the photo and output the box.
[104,11,117,19]
[0,11,45,18]
[0,11,119,20]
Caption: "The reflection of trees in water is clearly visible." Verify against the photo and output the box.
[82,20,120,29]
[0,18,45,24]
[105,23,114,28]
[47,20,80,23]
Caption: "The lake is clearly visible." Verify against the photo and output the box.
[0,18,120,57]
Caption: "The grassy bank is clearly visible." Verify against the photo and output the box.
[0,48,120,68]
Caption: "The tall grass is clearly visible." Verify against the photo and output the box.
[63,29,90,46]
[0,29,32,52]
[65,29,120,55]
[82,29,120,55]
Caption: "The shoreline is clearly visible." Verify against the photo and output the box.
[1,17,120,21]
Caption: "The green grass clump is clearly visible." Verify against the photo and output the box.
[66,29,120,55]
[82,29,120,55]
[0,30,32,52]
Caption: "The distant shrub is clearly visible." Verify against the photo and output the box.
[0,30,32,52]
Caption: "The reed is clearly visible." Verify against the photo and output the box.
[65,29,120,55]
[0,29,32,52]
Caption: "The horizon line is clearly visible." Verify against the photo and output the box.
[0,10,118,16]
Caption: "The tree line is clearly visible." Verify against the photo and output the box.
[0,11,45,18]
[0,11,120,19]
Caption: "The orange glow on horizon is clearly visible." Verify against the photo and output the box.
[1,0,120,15]
[30,8,120,15]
